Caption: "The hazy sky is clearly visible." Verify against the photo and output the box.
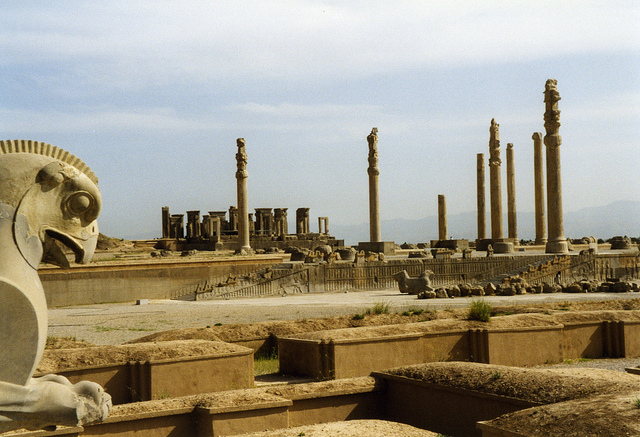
[1,1,638,240]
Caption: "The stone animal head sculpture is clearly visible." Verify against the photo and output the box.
[0,140,110,432]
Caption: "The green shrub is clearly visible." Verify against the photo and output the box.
[352,313,365,320]
[365,301,390,315]
[468,299,492,322]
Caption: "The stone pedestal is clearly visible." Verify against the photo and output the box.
[543,80,568,254]
[235,138,251,252]
[367,128,381,243]
[357,241,395,255]
[532,132,547,245]
[476,153,486,240]
[493,240,515,254]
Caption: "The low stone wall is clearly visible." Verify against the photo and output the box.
[38,251,639,306]
[39,256,285,307]
[278,311,640,379]
[35,340,254,404]
[377,372,538,437]
[9,377,382,437]
[376,362,640,437]
[13,362,640,436]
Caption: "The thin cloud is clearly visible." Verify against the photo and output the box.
[1,1,637,88]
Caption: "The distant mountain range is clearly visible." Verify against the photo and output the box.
[332,201,640,246]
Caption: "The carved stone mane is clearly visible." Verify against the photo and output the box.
[0,139,98,184]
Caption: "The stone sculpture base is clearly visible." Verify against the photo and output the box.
[357,241,395,255]
[432,239,469,252]
[493,241,515,254]
[546,239,569,254]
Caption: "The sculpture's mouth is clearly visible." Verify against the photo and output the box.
[43,228,98,268]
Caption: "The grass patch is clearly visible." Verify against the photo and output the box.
[468,299,492,322]
[491,371,502,380]
[364,301,390,315]
[402,306,425,316]
[254,348,279,376]
[95,326,120,332]
[352,313,365,320]
[634,397,640,409]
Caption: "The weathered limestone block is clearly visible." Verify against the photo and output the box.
[483,283,495,296]
[417,290,436,299]
[435,287,449,299]
[566,282,586,293]
[447,285,461,297]
[543,283,562,293]
[610,236,632,250]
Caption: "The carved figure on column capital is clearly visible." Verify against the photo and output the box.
[488,119,502,166]
[544,79,562,148]
[367,128,379,176]
[235,138,248,179]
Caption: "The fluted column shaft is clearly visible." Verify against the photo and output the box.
[533,132,547,245]
[367,128,381,242]
[506,143,517,241]
[476,153,486,240]
[438,194,447,240]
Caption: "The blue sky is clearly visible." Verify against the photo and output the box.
[1,1,638,240]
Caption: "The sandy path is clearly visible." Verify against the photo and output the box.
[48,289,640,345]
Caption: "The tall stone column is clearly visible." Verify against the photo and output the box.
[438,195,447,241]
[367,128,381,242]
[532,132,547,245]
[506,143,517,242]
[543,79,568,253]
[476,153,486,240]
[235,138,251,252]
[488,119,503,241]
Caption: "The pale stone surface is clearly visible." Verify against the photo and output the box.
[367,127,381,242]
[0,140,111,432]
[543,80,568,253]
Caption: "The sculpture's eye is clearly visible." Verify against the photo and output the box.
[67,192,93,216]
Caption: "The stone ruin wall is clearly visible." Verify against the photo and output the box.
[192,252,639,300]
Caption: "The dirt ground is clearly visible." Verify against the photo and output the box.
[125,297,640,345]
